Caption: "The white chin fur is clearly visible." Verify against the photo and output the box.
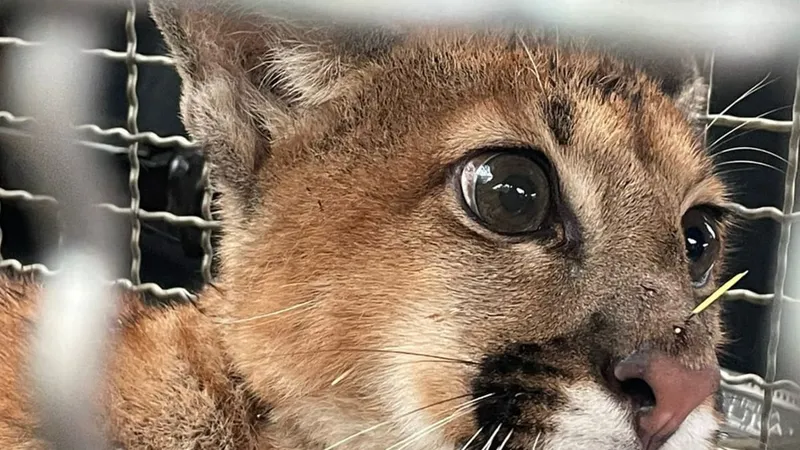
[541,382,718,450]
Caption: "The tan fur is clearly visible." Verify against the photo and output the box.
[0,1,732,449]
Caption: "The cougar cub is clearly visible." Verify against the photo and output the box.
[0,1,732,449]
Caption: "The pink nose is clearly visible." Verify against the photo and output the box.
[613,349,720,450]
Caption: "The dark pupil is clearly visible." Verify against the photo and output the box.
[470,153,551,235]
[685,226,708,261]
[494,174,536,215]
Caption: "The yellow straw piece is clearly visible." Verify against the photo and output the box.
[690,270,749,317]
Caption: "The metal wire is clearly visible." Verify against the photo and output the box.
[0,112,198,148]
[0,1,798,448]
[0,188,220,228]
[702,114,793,134]
[0,36,176,65]
[125,1,143,286]
[200,161,214,283]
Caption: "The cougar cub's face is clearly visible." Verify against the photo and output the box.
[152,2,730,449]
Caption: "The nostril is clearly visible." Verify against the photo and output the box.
[620,378,656,411]
[611,349,721,450]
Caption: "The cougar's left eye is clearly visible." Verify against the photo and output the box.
[681,207,721,287]
[459,151,552,235]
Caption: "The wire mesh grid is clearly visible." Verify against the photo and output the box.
[0,1,798,449]
[0,5,216,300]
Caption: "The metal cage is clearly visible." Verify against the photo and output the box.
[0,1,798,449]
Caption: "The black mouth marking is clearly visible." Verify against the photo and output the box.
[468,343,567,450]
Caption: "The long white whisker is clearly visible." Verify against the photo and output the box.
[322,419,391,449]
[265,348,476,365]
[212,300,316,325]
[716,167,764,176]
[712,146,788,164]
[480,424,503,450]
[496,429,514,450]
[715,159,785,174]
[532,432,542,450]
[387,404,482,450]
[323,393,493,450]
[705,73,775,132]
[460,427,484,450]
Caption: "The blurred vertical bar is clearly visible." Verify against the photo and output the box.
[0,200,4,261]
[761,58,800,449]
[3,1,132,449]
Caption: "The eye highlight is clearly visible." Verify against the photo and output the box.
[459,151,552,236]
[681,207,722,287]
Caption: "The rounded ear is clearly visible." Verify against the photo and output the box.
[611,43,710,123]
[148,0,396,213]
[634,53,709,123]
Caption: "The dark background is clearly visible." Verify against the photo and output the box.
[0,4,797,381]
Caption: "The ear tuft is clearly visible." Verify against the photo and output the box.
[670,59,709,124]
[636,53,709,122]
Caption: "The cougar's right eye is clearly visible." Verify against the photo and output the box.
[459,151,552,235]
